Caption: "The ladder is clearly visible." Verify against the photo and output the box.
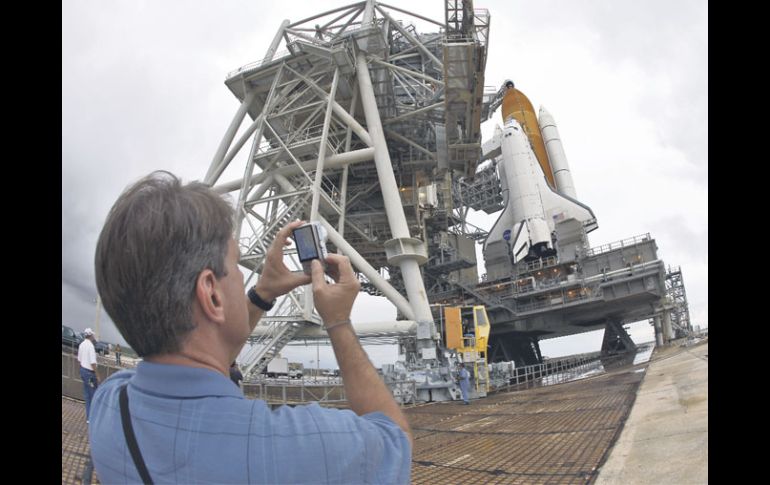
[473,355,489,393]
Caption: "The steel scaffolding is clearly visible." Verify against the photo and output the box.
[205,1,489,386]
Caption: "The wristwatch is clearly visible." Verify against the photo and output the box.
[247,286,276,311]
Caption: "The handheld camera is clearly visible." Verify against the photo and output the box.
[291,222,329,275]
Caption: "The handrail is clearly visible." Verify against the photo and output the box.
[584,233,651,257]
[226,49,292,79]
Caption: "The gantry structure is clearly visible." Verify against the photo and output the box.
[205,1,490,397]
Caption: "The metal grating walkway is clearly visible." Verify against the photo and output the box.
[62,396,99,484]
[62,361,646,484]
[406,367,645,484]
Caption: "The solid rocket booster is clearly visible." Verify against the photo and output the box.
[538,106,577,199]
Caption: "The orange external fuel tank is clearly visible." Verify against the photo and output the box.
[501,87,557,189]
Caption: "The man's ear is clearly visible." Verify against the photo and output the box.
[195,269,225,323]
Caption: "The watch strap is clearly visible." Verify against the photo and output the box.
[247,286,275,311]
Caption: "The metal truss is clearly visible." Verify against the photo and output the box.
[453,161,503,213]
[205,0,490,380]
[665,265,693,337]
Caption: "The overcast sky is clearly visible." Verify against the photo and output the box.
[62,0,707,368]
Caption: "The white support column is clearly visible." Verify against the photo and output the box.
[264,20,290,63]
[205,89,258,184]
[362,0,375,24]
[654,316,664,347]
[662,311,674,343]
[354,49,434,327]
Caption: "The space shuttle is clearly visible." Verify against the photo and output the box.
[483,81,598,277]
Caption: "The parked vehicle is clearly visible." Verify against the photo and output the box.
[264,357,288,378]
[62,325,110,355]
[62,325,82,353]
[288,362,304,379]
[288,369,303,379]
[77,332,110,356]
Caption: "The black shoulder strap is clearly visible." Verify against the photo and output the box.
[119,385,155,485]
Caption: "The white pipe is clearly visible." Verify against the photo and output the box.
[212,147,375,194]
[588,260,663,284]
[253,320,417,339]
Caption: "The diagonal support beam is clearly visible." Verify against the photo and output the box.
[375,5,443,69]
[385,128,436,160]
[368,57,445,87]
[383,102,444,125]
[318,217,416,320]
[379,2,446,28]
[310,67,340,220]
[283,64,373,147]
[235,64,286,237]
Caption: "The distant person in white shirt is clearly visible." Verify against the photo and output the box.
[77,328,100,423]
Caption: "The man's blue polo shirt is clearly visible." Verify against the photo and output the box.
[89,362,411,484]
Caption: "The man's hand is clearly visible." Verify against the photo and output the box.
[311,253,360,325]
[254,220,312,301]
[317,253,414,446]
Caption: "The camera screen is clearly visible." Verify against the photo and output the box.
[293,226,319,262]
